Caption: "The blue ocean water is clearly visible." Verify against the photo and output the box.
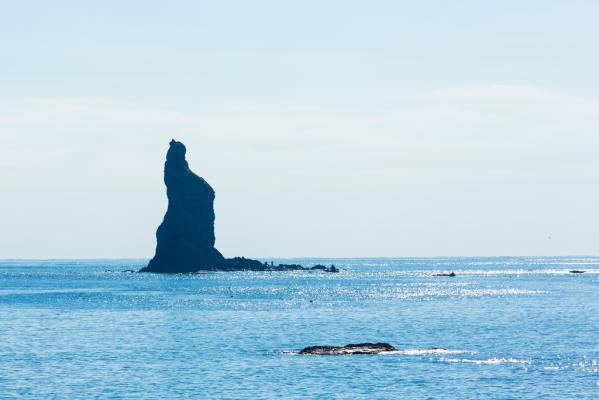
[0,257,597,399]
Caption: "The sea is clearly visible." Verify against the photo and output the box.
[0,257,597,399]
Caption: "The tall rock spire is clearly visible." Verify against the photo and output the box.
[141,140,225,273]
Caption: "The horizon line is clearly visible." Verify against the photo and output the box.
[1,254,598,261]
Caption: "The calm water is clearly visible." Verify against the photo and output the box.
[0,257,597,399]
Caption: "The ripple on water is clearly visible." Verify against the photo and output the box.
[438,357,531,365]
[1,258,597,399]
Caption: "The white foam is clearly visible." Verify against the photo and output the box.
[392,348,476,355]
[430,269,599,276]
[439,357,531,365]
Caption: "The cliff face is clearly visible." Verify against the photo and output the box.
[141,140,225,273]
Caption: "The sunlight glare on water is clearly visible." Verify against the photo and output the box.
[0,257,598,399]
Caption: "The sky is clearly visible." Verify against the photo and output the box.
[1,0,599,258]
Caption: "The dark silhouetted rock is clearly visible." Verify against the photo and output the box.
[223,257,268,270]
[433,272,456,277]
[299,342,397,355]
[140,140,341,274]
[276,264,305,271]
[309,264,339,272]
[140,140,226,273]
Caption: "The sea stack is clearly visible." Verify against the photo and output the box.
[140,140,339,273]
[141,140,225,273]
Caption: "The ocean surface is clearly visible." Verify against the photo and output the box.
[0,257,597,399]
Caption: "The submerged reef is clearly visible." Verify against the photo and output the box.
[140,140,338,274]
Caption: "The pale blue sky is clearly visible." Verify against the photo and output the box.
[1,1,599,258]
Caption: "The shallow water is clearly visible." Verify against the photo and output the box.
[0,257,597,399]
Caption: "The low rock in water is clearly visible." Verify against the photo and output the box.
[299,342,397,355]
[433,272,456,277]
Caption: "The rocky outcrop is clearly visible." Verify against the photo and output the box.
[299,343,397,355]
[140,140,341,274]
[310,264,339,273]
[141,140,225,273]
[433,272,456,277]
